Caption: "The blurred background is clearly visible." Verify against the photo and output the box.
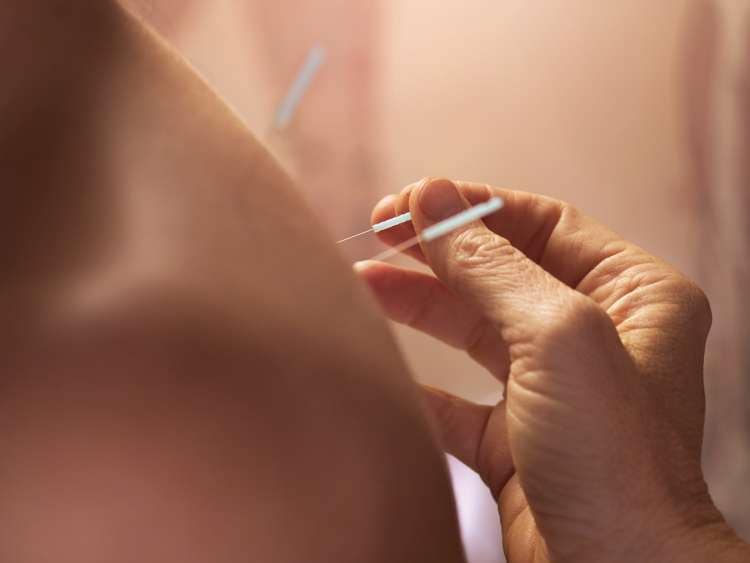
[122,1,749,560]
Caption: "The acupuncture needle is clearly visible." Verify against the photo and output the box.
[369,197,504,261]
[337,197,504,261]
[273,45,326,131]
[336,211,413,244]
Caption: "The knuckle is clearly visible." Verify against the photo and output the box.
[539,294,613,347]
[562,294,611,333]
[450,229,516,269]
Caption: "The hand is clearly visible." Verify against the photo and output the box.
[356,178,749,562]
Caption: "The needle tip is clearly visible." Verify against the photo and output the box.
[336,228,374,244]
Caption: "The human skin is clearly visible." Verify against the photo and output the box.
[357,178,750,562]
[0,3,465,562]
[117,7,750,541]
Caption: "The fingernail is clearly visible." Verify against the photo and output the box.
[418,179,465,222]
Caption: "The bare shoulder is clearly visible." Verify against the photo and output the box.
[0,4,464,561]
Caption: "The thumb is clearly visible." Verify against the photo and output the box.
[408,178,605,352]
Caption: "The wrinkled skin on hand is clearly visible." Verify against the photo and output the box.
[357,178,747,563]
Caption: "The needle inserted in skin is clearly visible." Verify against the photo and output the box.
[273,45,326,131]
